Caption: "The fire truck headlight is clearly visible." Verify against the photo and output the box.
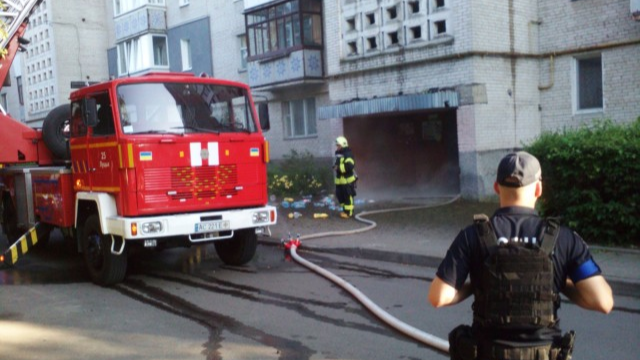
[141,221,163,234]
[252,211,269,224]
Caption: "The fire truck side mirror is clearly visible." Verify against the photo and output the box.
[258,103,270,132]
[83,98,98,127]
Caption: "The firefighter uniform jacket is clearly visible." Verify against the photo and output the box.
[334,147,356,185]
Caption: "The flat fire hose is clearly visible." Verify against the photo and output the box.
[280,195,460,353]
[284,238,449,353]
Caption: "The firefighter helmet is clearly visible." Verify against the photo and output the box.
[336,136,348,147]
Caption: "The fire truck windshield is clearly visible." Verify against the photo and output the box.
[116,82,258,135]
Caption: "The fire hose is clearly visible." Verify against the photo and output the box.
[282,195,460,353]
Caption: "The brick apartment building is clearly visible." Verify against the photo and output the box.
[6,0,639,200]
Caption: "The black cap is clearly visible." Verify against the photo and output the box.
[496,151,542,187]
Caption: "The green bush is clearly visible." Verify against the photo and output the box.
[525,118,640,247]
[267,149,331,197]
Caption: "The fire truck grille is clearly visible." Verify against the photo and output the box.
[144,165,238,201]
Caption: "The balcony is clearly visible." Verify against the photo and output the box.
[114,6,167,42]
[247,49,323,89]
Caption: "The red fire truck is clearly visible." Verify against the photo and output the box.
[0,1,276,285]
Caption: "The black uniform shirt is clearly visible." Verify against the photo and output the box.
[436,206,602,307]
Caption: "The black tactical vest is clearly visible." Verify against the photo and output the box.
[472,214,560,329]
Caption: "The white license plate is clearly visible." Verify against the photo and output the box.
[195,220,230,233]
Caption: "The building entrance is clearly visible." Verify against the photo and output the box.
[344,109,460,199]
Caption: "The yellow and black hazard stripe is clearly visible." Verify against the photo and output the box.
[0,223,49,267]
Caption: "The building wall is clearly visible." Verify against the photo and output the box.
[538,0,640,130]
[263,88,333,162]
[324,0,639,200]
[1,55,25,123]
[22,0,110,126]
[210,0,249,83]
[49,0,110,99]
[166,17,213,76]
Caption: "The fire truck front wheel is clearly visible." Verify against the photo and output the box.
[81,215,127,286]
[214,229,257,266]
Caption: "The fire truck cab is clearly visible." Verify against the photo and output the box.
[1,73,277,285]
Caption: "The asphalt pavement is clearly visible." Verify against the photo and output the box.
[261,194,640,298]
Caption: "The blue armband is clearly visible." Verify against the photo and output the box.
[570,258,601,283]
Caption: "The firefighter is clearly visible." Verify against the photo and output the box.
[428,151,614,360]
[334,136,357,219]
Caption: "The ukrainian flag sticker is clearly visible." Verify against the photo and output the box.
[250,148,259,157]
[140,151,153,161]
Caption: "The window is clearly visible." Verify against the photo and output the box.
[116,82,257,135]
[303,13,322,45]
[93,93,116,137]
[118,38,140,74]
[180,39,192,71]
[387,6,397,20]
[367,36,377,51]
[113,0,167,16]
[366,13,376,25]
[575,55,603,111]
[348,41,358,55]
[239,35,248,71]
[179,0,189,6]
[283,98,316,138]
[1,94,7,112]
[409,1,419,13]
[17,76,23,105]
[388,31,399,45]
[410,26,422,40]
[246,0,322,59]
[434,20,446,35]
[70,102,87,138]
[153,36,168,66]
[346,18,356,31]
[117,34,169,75]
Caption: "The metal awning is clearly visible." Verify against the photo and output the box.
[317,90,458,120]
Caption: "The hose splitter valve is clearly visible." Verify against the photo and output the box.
[282,233,301,261]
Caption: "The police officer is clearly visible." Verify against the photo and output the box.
[334,136,357,218]
[428,151,614,360]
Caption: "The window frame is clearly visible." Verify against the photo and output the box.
[239,35,248,72]
[180,38,192,71]
[245,0,323,61]
[113,0,166,16]
[283,97,317,139]
[116,34,170,76]
[573,53,604,114]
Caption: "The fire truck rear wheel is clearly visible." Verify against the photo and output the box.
[214,229,257,266]
[42,104,71,161]
[81,215,127,286]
